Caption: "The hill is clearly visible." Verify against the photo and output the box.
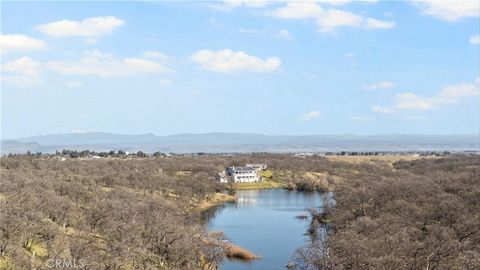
[1,132,479,154]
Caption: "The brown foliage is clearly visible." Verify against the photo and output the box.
[0,153,345,269]
[0,156,226,269]
[296,156,480,270]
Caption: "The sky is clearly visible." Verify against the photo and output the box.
[1,0,479,139]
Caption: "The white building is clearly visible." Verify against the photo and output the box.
[245,163,267,170]
[216,172,228,183]
[226,166,260,183]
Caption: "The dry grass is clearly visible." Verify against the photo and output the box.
[231,180,286,190]
[0,257,14,270]
[222,242,261,260]
[30,243,48,258]
[101,186,113,192]
[326,155,428,165]
[198,193,236,210]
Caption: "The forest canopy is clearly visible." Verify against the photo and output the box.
[0,154,478,269]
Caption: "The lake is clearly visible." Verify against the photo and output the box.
[205,189,326,270]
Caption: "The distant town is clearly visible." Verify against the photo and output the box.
[4,149,478,159]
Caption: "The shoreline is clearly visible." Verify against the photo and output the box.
[227,180,287,190]
[197,192,237,210]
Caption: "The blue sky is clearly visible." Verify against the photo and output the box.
[1,0,479,138]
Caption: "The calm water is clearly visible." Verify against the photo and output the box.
[205,189,325,270]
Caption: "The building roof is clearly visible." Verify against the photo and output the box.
[229,166,255,172]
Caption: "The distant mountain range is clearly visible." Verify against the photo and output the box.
[1,132,479,154]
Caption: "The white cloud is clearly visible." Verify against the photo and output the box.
[364,81,395,90]
[48,50,172,78]
[1,57,42,87]
[317,0,378,5]
[0,34,48,55]
[208,0,270,11]
[270,2,324,19]
[395,93,434,110]
[344,52,355,59]
[158,79,172,86]
[437,81,479,101]
[365,18,396,29]
[411,0,480,21]
[316,0,353,6]
[269,2,394,32]
[374,78,480,112]
[276,29,293,41]
[372,105,395,114]
[85,38,99,45]
[211,0,376,11]
[66,81,83,89]
[317,9,364,32]
[143,51,169,60]
[470,35,480,45]
[302,111,322,120]
[2,57,40,76]
[350,115,375,121]
[38,16,124,37]
[396,81,479,110]
[191,49,281,72]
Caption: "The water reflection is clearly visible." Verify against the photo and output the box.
[205,189,327,270]
[236,195,258,207]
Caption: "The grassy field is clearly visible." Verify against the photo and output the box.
[230,180,286,190]
[326,155,429,165]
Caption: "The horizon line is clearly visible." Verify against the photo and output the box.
[2,131,480,141]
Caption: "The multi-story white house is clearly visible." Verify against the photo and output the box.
[226,166,260,183]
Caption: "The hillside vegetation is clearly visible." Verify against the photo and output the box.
[1,154,477,269]
[296,155,480,270]
[0,156,227,269]
[0,154,355,269]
